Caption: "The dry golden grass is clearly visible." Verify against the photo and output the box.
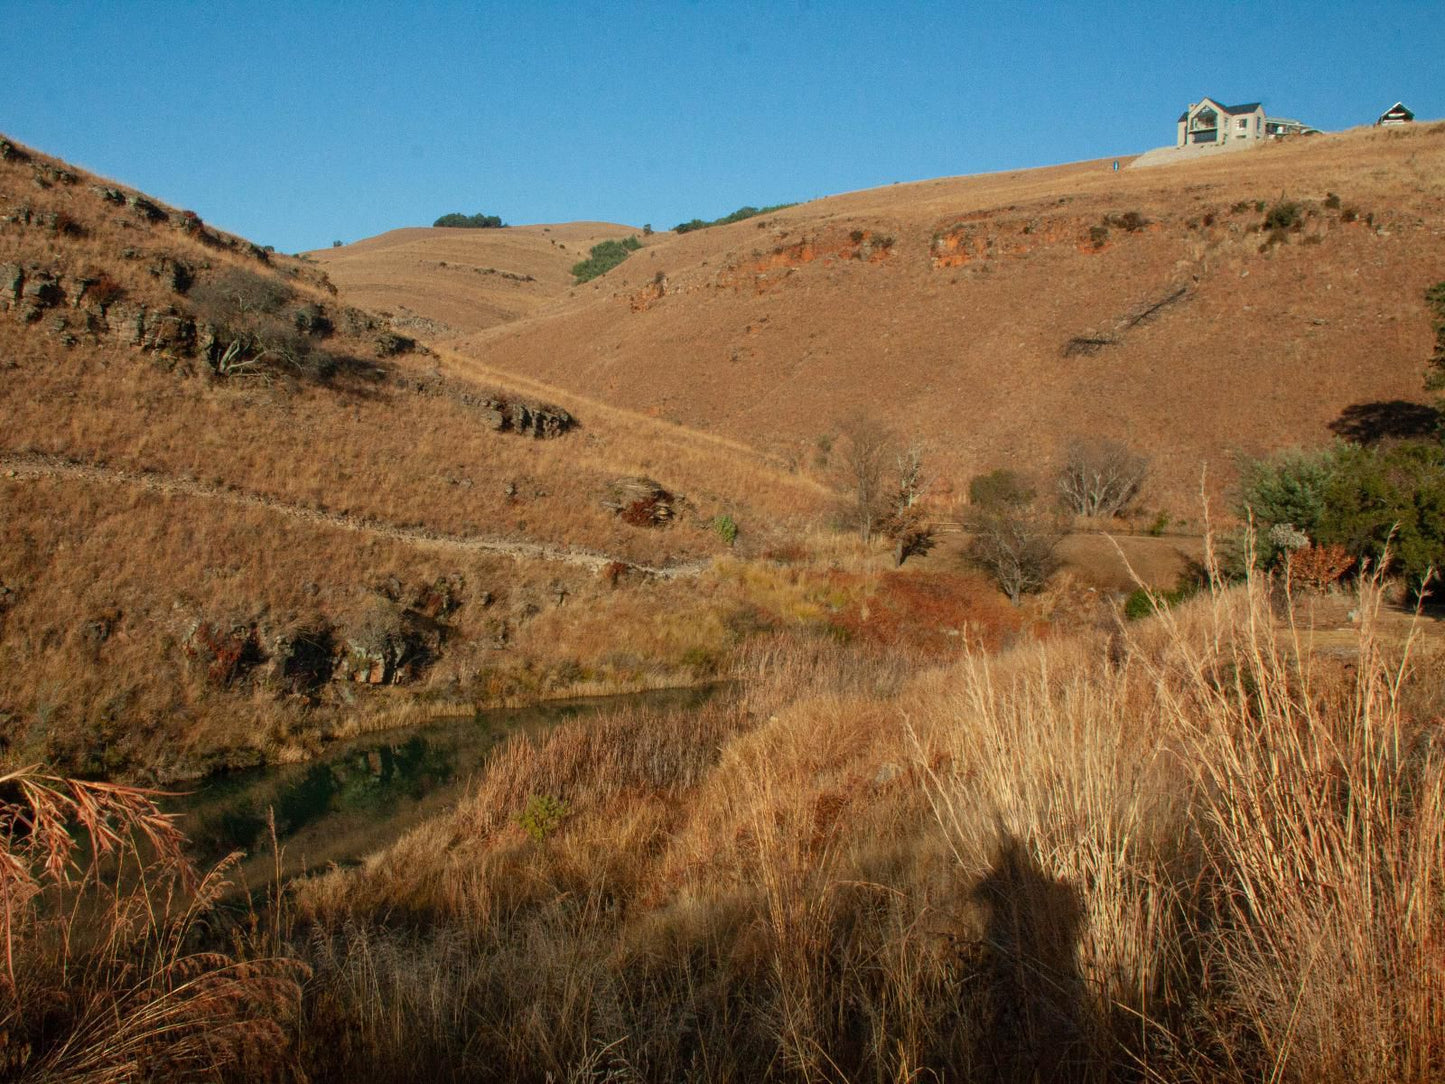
[419,122,1445,512]
[309,220,643,337]
[0,131,829,564]
[0,766,306,1081]
[0,132,863,781]
[286,561,1445,1082]
[0,471,769,780]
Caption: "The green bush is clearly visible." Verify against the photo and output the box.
[1123,580,1199,621]
[1262,200,1303,231]
[571,236,642,283]
[711,513,739,546]
[969,468,1034,510]
[673,203,796,233]
[433,212,505,228]
[517,794,570,842]
[1237,440,1445,595]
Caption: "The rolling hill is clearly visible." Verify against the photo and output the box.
[0,134,829,780]
[310,220,641,337]
[321,123,1445,513]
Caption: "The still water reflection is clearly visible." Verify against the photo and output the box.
[170,686,715,888]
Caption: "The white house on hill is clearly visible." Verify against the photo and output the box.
[1177,99,1264,147]
[1175,98,1319,150]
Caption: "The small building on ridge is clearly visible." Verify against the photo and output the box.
[1376,102,1415,126]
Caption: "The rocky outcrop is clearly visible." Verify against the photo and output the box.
[604,477,680,526]
[478,397,575,438]
[374,331,414,357]
[16,268,64,322]
[147,254,194,294]
[334,595,446,686]
[0,263,23,309]
[128,196,168,224]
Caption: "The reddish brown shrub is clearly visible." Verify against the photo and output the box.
[185,621,263,686]
[1286,543,1355,591]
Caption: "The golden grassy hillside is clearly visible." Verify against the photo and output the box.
[393,122,1445,512]
[310,220,640,337]
[0,134,843,781]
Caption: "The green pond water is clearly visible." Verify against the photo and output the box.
[170,686,716,889]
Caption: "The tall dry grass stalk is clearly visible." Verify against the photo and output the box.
[287,566,1443,1082]
[919,556,1444,1082]
[0,767,306,1082]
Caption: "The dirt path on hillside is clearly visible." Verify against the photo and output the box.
[0,451,708,579]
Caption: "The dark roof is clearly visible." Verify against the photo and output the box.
[1379,102,1414,119]
[1179,98,1262,123]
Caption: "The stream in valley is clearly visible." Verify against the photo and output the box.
[168,686,717,891]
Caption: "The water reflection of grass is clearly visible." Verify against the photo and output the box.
[171,686,716,880]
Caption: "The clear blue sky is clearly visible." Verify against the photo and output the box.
[2,1,1440,252]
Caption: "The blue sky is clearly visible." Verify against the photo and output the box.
[2,1,1440,252]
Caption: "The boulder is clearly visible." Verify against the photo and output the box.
[374,331,415,356]
[604,477,678,526]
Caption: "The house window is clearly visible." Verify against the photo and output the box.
[1237,118,1248,129]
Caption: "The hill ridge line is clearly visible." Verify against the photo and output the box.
[0,451,707,579]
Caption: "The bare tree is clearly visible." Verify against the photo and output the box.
[1057,438,1149,518]
[967,509,1062,604]
[836,411,896,544]
[895,439,932,509]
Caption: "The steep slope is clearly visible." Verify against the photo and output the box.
[439,123,1445,511]
[310,220,640,337]
[0,134,826,781]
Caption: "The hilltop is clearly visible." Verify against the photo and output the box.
[322,123,1445,513]
[311,220,641,337]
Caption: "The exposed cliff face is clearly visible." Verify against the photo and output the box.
[0,136,423,380]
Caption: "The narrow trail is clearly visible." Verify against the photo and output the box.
[0,451,709,579]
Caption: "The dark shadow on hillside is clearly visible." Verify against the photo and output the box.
[1329,400,1441,445]
[973,835,1091,1083]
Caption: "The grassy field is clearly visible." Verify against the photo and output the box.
[7,568,1442,1082]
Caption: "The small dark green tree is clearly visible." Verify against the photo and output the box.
[970,468,1035,510]
[571,236,642,283]
[433,212,506,228]
[1425,281,1445,404]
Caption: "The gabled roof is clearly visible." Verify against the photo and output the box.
[1379,101,1414,119]
[1179,98,1263,123]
